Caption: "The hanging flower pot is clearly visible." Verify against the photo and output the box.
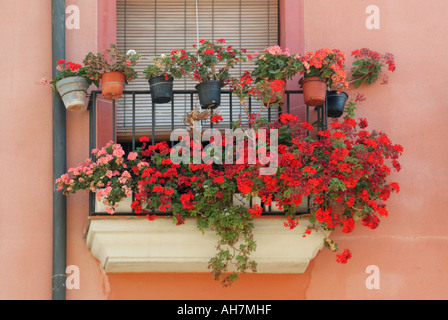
[327,91,349,118]
[56,76,90,111]
[101,72,126,100]
[149,75,174,104]
[264,79,286,107]
[301,76,327,106]
[196,81,222,109]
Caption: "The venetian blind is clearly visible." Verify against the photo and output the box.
[116,0,279,142]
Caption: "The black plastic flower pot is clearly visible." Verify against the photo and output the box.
[149,76,174,104]
[195,81,222,109]
[327,91,349,118]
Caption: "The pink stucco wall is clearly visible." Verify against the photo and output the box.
[0,0,53,300]
[303,0,448,299]
[1,0,447,300]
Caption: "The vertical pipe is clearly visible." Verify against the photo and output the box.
[52,0,66,301]
[89,92,97,216]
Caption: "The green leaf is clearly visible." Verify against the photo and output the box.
[324,238,338,252]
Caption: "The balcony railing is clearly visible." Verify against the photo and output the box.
[87,89,328,217]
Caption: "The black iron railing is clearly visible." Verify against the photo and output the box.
[87,89,328,216]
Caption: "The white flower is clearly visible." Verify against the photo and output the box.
[127,49,137,56]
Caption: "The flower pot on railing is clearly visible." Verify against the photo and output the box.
[264,79,286,107]
[301,76,327,106]
[149,75,174,104]
[56,76,90,111]
[196,81,222,109]
[327,91,348,118]
[101,71,126,100]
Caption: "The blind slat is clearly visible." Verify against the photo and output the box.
[117,0,278,142]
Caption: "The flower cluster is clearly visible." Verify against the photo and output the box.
[56,141,140,214]
[143,53,183,81]
[128,136,257,287]
[42,59,98,91]
[230,71,286,116]
[251,45,304,81]
[83,44,142,84]
[173,39,247,86]
[55,40,401,285]
[222,97,403,264]
[349,48,396,87]
[301,48,348,91]
[57,97,403,282]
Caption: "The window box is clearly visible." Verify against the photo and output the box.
[84,216,326,274]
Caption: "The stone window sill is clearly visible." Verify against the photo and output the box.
[84,216,325,274]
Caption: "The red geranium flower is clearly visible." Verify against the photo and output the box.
[336,249,352,264]
[210,115,223,123]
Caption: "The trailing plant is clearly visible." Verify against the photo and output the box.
[261,97,403,262]
[349,48,396,88]
[130,137,258,287]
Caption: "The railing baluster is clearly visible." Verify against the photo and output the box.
[152,101,156,145]
[132,93,136,151]
[171,95,175,147]
[112,99,116,142]
[229,91,233,129]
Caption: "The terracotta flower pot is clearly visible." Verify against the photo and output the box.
[301,76,327,106]
[264,79,286,106]
[56,76,90,111]
[101,72,126,100]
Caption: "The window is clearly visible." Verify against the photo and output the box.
[116,0,279,142]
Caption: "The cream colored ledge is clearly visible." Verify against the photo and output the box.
[84,215,326,274]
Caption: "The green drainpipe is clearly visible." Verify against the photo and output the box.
[52,0,67,301]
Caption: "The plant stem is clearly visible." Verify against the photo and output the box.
[347,73,369,84]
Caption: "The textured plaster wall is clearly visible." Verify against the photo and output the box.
[0,0,54,300]
[1,0,447,300]
[303,0,448,299]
